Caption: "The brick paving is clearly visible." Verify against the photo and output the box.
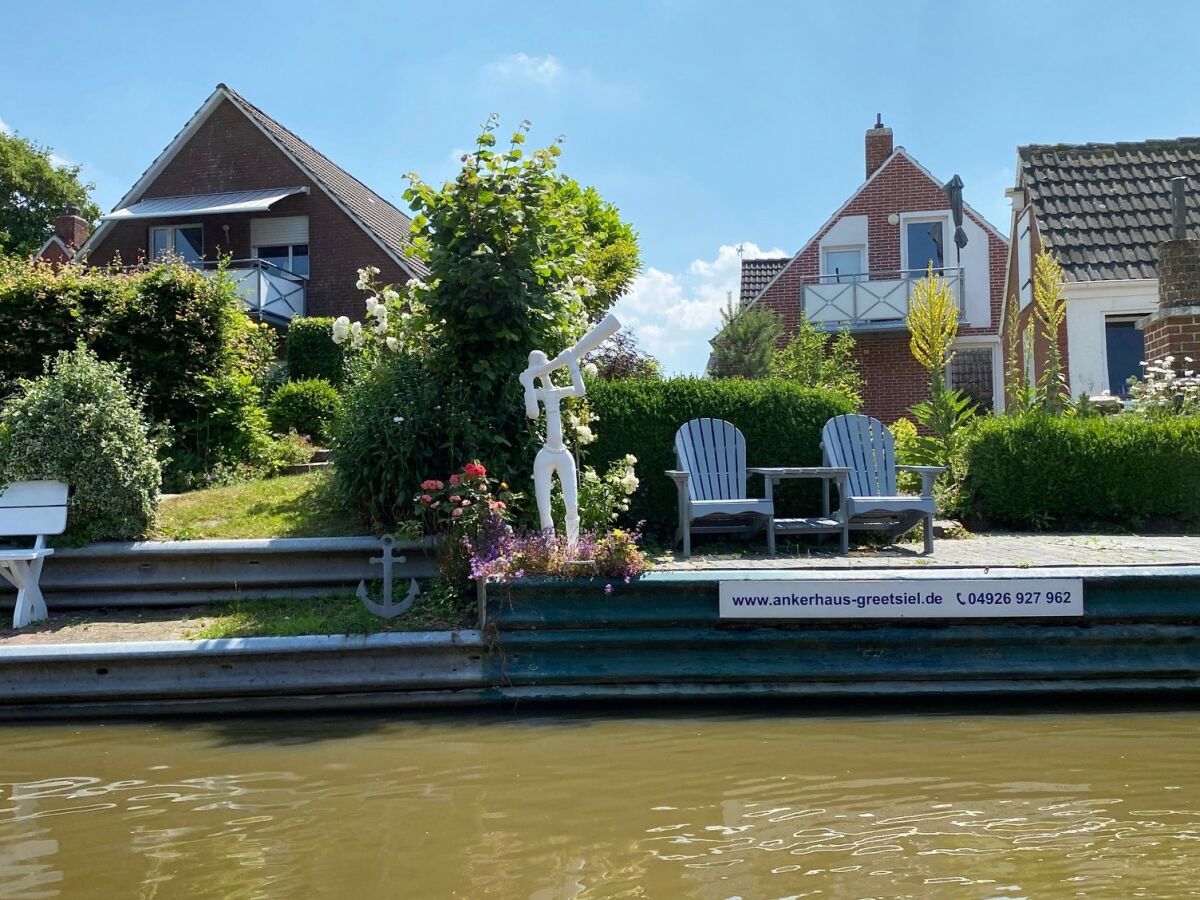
[654,532,1200,570]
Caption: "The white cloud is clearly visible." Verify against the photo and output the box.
[612,242,789,375]
[486,53,563,86]
[49,152,72,168]
[0,116,10,135]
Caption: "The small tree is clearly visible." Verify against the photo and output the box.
[709,298,781,379]
[583,328,661,380]
[0,132,100,257]
[770,314,862,406]
[1032,250,1069,413]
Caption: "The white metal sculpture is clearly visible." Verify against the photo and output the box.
[520,313,622,546]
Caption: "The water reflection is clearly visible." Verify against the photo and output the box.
[0,711,1196,898]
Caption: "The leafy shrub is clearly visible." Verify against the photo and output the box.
[587,378,856,535]
[169,374,274,489]
[267,378,342,443]
[286,317,345,385]
[709,299,781,379]
[956,413,1200,530]
[0,347,160,542]
[890,417,920,493]
[769,314,863,406]
[0,258,275,486]
[334,353,489,528]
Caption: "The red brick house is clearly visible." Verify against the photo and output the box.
[740,118,1009,422]
[1002,139,1200,402]
[78,84,427,323]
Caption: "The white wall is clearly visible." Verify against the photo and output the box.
[818,215,869,271]
[1064,280,1158,397]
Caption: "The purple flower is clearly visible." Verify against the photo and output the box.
[604,583,614,595]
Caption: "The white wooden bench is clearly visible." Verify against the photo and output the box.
[0,481,69,628]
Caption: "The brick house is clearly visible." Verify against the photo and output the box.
[739,118,1009,423]
[1003,139,1200,400]
[34,205,91,266]
[78,84,427,323]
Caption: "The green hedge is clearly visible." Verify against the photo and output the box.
[286,317,345,385]
[268,378,342,444]
[957,414,1200,530]
[588,378,856,535]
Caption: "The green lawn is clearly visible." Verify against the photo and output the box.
[188,581,474,638]
[154,471,364,540]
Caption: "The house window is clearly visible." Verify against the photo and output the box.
[1104,316,1146,397]
[821,247,865,283]
[949,346,995,410]
[149,225,203,263]
[906,219,946,274]
[251,216,310,278]
[255,244,309,278]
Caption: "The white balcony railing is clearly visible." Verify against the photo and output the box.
[200,259,306,323]
[802,267,963,330]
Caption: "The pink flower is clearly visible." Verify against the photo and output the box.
[420,479,439,491]
[449,495,461,504]
[449,474,461,487]
[419,494,433,505]
[451,507,463,519]
[434,480,444,490]
[461,500,471,507]
[489,500,506,511]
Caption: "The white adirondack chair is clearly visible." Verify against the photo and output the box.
[0,481,69,628]
[820,415,944,553]
[666,418,774,558]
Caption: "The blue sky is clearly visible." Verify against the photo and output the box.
[4,0,1199,373]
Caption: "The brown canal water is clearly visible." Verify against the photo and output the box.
[0,710,1197,899]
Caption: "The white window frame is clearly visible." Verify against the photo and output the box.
[1017,209,1033,309]
[899,210,952,277]
[949,337,1004,413]
[149,223,203,260]
[1101,313,1147,398]
[820,244,867,283]
[252,242,309,276]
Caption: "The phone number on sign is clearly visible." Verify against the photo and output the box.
[956,590,1076,607]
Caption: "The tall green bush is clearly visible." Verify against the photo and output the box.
[0,258,275,488]
[587,378,856,535]
[334,353,485,528]
[287,316,345,385]
[956,414,1200,530]
[0,347,160,542]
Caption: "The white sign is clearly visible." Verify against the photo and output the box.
[719,578,1084,619]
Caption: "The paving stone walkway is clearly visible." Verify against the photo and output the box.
[654,532,1200,570]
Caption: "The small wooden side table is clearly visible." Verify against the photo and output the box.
[747,466,852,555]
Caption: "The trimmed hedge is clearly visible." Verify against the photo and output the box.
[588,378,856,535]
[956,414,1200,530]
[267,378,342,443]
[286,317,345,385]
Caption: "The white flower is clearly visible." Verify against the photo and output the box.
[393,416,405,424]
[619,472,639,495]
[374,314,389,335]
[381,287,400,304]
[574,424,595,445]
[624,454,637,465]
[356,266,379,291]
[331,316,351,344]
[583,362,599,378]
[386,336,400,353]
[583,468,600,483]
[365,296,380,317]
[409,279,427,292]
[350,321,364,348]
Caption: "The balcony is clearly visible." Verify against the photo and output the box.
[802,267,964,331]
[200,259,306,324]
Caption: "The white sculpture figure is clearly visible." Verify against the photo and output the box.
[520,313,622,546]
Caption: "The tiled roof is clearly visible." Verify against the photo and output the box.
[1019,138,1200,282]
[740,257,791,305]
[222,85,429,279]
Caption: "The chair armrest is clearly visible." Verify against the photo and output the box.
[664,470,690,483]
[896,465,946,498]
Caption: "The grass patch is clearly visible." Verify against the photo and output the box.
[188,580,475,638]
[154,471,365,540]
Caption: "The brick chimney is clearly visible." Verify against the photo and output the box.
[1138,178,1200,364]
[865,114,893,179]
[53,204,89,251]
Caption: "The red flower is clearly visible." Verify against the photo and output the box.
[464,462,486,479]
